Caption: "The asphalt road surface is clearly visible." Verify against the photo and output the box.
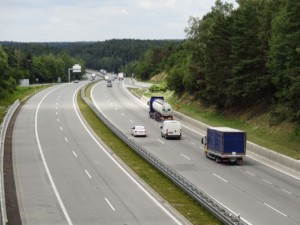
[91,78,300,225]
[12,82,187,225]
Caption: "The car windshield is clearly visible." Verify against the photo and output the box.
[135,126,145,130]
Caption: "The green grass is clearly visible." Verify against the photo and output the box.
[78,86,222,225]
[0,85,50,124]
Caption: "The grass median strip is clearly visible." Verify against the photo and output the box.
[77,88,222,225]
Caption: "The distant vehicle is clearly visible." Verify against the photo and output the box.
[160,120,181,139]
[201,127,246,163]
[74,80,79,83]
[118,72,124,80]
[105,75,109,80]
[107,80,112,87]
[91,73,96,80]
[148,96,173,121]
[131,126,147,137]
[100,69,107,74]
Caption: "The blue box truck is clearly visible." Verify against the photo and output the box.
[202,127,246,163]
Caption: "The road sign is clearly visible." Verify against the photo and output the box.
[73,64,81,73]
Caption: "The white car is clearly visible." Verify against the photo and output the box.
[131,126,147,137]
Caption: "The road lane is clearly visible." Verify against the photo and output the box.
[91,78,300,225]
[13,82,186,225]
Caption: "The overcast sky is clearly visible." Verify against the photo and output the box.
[0,0,237,42]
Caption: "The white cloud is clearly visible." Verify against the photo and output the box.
[0,0,237,42]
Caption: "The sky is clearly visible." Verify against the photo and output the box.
[0,0,237,42]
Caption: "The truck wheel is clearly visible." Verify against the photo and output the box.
[215,157,221,163]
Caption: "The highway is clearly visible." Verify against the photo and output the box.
[12,81,186,225]
[91,77,300,225]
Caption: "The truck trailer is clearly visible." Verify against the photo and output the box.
[148,96,173,121]
[202,127,246,163]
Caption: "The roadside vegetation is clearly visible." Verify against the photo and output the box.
[0,85,49,123]
[79,84,222,225]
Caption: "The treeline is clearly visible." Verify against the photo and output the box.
[134,0,300,124]
[0,45,84,98]
[0,39,177,98]
[67,39,180,74]
[1,39,178,75]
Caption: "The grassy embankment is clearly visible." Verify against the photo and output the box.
[0,85,50,123]
[133,73,300,160]
[77,84,222,225]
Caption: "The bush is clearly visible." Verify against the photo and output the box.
[149,83,168,93]
[269,105,291,126]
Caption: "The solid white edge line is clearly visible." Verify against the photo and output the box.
[104,198,115,211]
[264,203,287,217]
[246,155,300,181]
[73,83,183,225]
[35,84,73,225]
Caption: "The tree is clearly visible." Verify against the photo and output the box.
[185,0,234,107]
[228,0,270,108]
[267,0,300,122]
[0,45,16,97]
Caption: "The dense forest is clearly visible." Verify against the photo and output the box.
[0,39,176,98]
[134,0,300,125]
[0,44,85,98]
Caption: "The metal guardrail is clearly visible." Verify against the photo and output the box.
[0,100,20,225]
[80,85,248,225]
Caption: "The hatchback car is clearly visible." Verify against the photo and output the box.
[131,126,147,137]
